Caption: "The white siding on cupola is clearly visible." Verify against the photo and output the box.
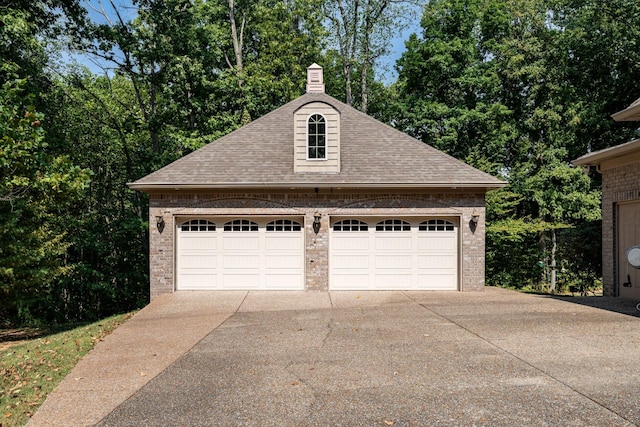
[294,102,341,173]
[293,64,340,174]
[306,63,325,94]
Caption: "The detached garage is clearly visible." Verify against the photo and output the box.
[129,64,505,298]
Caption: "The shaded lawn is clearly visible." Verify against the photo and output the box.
[0,312,135,426]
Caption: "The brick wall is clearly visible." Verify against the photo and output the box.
[602,162,640,296]
[148,190,486,298]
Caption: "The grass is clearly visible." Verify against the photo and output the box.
[0,312,135,427]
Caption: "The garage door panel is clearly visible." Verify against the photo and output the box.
[418,254,456,269]
[181,235,217,250]
[265,235,303,251]
[180,274,218,289]
[223,235,260,250]
[180,254,217,269]
[375,236,412,250]
[618,203,640,299]
[177,218,304,290]
[417,235,456,250]
[333,236,369,250]
[332,255,369,269]
[332,274,371,289]
[375,255,412,269]
[374,274,412,288]
[266,254,303,269]
[223,254,260,269]
[222,274,260,288]
[330,218,458,291]
[265,273,304,289]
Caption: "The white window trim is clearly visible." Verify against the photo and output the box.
[306,113,328,161]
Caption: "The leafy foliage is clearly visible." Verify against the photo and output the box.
[392,0,639,291]
[0,80,90,325]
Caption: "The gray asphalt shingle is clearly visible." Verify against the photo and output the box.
[130,92,505,190]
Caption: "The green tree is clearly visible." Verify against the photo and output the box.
[323,0,408,112]
[393,0,605,292]
[0,0,91,324]
[394,0,516,174]
[0,80,90,324]
[44,72,151,321]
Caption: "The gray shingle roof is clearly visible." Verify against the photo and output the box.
[129,92,505,191]
[611,96,640,121]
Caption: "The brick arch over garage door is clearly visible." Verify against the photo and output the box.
[329,217,458,290]
[176,217,304,290]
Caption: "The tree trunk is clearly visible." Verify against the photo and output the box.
[550,228,557,293]
[344,62,353,106]
[228,0,244,88]
[360,40,369,113]
[539,230,548,286]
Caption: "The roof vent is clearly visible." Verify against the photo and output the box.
[306,63,325,94]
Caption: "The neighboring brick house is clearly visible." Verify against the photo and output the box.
[573,99,640,299]
[129,64,505,299]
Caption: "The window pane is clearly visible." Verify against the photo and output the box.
[181,219,216,232]
[308,114,326,159]
[418,219,454,232]
[318,147,326,158]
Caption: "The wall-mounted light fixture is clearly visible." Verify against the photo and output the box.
[313,212,321,234]
[156,215,165,233]
[471,209,480,223]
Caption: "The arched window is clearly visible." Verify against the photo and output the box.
[307,114,326,159]
[266,219,302,231]
[332,219,368,231]
[223,219,258,232]
[419,219,455,232]
[376,219,411,231]
[180,219,216,232]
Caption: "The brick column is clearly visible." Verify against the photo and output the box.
[305,210,329,290]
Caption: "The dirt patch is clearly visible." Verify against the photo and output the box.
[0,328,47,351]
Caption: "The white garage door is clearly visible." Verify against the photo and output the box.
[176,217,304,290]
[330,218,458,290]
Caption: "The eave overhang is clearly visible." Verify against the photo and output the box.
[128,181,507,192]
[611,99,640,122]
[572,138,640,168]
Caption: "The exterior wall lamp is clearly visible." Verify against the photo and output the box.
[156,215,165,233]
[313,212,321,234]
[471,209,480,223]
[469,209,480,234]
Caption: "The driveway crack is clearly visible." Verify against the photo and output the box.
[403,294,638,427]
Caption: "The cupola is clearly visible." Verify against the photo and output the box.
[306,63,325,94]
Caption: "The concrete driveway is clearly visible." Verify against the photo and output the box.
[28,288,640,426]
